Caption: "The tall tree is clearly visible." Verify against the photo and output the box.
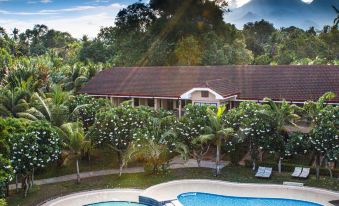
[199,106,234,176]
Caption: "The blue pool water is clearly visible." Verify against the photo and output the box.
[178,192,323,206]
[86,202,147,206]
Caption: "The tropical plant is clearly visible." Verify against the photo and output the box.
[91,103,151,175]
[263,98,301,172]
[67,94,111,130]
[59,122,91,183]
[0,154,13,198]
[199,105,234,176]
[18,91,69,127]
[0,88,29,117]
[10,121,61,197]
[333,6,339,27]
[303,92,336,126]
[176,104,211,166]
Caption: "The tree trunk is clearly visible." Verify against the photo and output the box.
[24,176,29,198]
[216,141,221,176]
[325,160,333,179]
[278,158,282,173]
[76,159,80,184]
[117,151,124,176]
[252,160,256,171]
[31,168,34,186]
[316,154,320,180]
[16,174,18,193]
[197,159,201,167]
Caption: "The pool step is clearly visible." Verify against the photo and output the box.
[165,200,183,206]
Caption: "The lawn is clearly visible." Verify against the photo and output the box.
[7,166,339,206]
[34,148,141,179]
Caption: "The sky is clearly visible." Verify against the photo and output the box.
[0,0,314,38]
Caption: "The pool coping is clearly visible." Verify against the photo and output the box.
[139,179,339,206]
[40,180,339,206]
[40,189,143,206]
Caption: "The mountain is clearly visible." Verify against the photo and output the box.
[225,0,338,30]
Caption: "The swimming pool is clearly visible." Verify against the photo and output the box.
[86,202,147,206]
[178,192,323,206]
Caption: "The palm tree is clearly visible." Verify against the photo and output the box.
[199,105,234,176]
[122,116,175,175]
[59,122,91,183]
[333,6,339,27]
[19,86,71,126]
[304,92,336,126]
[263,98,301,173]
[0,88,29,117]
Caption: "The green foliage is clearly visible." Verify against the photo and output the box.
[67,94,111,129]
[175,36,202,65]
[91,104,151,156]
[10,121,61,175]
[0,154,13,198]
[0,48,12,69]
[0,198,6,206]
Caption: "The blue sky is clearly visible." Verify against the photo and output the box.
[0,0,314,38]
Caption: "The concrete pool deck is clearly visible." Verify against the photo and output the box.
[41,180,339,206]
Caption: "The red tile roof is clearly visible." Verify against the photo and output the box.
[79,65,339,102]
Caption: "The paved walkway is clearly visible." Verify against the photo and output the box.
[9,158,229,191]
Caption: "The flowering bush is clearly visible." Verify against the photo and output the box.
[91,104,151,164]
[310,106,339,162]
[229,102,275,167]
[67,94,111,129]
[0,154,13,198]
[10,121,62,175]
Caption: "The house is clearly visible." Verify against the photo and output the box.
[79,65,339,117]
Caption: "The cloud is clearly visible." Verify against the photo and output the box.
[0,3,125,38]
[40,3,124,13]
[0,9,56,15]
[40,0,52,3]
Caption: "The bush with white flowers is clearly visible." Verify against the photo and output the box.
[91,103,152,169]
[68,94,111,130]
[230,102,275,168]
[0,154,13,198]
[10,121,61,196]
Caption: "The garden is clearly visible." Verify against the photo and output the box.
[0,84,338,205]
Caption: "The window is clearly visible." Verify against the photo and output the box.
[148,99,154,107]
[134,98,140,107]
[201,91,209,98]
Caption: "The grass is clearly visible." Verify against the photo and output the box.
[34,148,140,179]
[7,166,339,206]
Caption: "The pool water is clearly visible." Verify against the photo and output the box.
[86,202,147,206]
[178,192,323,206]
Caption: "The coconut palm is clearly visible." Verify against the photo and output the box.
[18,86,72,126]
[0,88,29,117]
[303,92,336,127]
[263,98,301,173]
[59,122,92,183]
[333,6,339,27]
[198,105,234,176]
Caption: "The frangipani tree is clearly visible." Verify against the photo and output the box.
[228,101,273,170]
[10,121,61,197]
[91,103,151,175]
[176,104,212,167]
[67,94,111,130]
[199,105,234,176]
[309,105,339,179]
